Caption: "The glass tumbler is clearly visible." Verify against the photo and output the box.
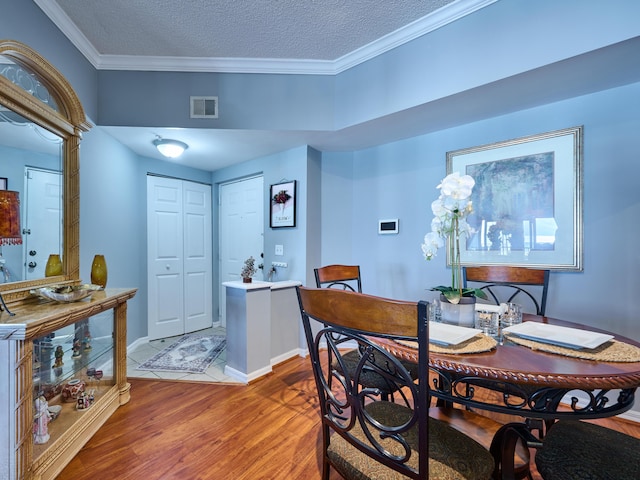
[501,302,523,327]
[475,310,499,338]
[429,298,442,322]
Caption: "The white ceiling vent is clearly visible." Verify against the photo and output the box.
[190,96,218,119]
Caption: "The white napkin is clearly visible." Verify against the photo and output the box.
[474,302,508,315]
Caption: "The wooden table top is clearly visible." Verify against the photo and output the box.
[381,314,640,391]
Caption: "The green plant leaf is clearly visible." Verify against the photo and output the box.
[430,286,488,302]
[469,288,488,300]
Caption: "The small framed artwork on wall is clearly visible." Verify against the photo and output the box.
[0,177,7,190]
[270,180,296,228]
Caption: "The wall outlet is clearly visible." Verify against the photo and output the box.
[275,244,284,256]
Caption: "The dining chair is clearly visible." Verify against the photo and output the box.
[296,286,495,480]
[502,420,640,480]
[314,264,362,293]
[463,266,550,315]
[314,265,417,401]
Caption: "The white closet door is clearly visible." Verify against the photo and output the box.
[147,176,185,340]
[183,181,213,333]
[148,176,213,340]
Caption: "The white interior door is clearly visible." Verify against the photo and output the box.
[183,181,213,333]
[219,176,264,327]
[148,176,184,340]
[23,168,62,280]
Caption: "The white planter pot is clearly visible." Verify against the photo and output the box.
[439,294,476,328]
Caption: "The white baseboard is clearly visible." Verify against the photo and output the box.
[127,336,149,354]
[90,334,120,375]
[620,408,640,423]
[271,348,304,366]
[224,364,273,384]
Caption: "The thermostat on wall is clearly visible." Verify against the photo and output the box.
[378,219,399,234]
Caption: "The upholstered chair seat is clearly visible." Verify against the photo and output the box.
[535,420,640,480]
[329,401,494,480]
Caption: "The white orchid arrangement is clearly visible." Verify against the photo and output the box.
[421,172,487,304]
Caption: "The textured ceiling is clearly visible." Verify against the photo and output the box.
[34,0,484,73]
[51,0,455,60]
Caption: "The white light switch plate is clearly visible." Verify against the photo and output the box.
[275,244,284,256]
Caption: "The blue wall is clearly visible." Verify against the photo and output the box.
[322,81,640,342]
[97,71,334,131]
[0,0,98,119]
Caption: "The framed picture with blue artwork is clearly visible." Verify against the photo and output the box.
[446,126,583,271]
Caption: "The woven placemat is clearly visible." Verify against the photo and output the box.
[504,334,640,362]
[396,334,497,354]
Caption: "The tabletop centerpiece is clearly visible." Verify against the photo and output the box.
[421,172,486,326]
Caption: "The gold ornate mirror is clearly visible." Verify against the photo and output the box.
[0,40,91,305]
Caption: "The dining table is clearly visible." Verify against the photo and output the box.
[378,313,640,422]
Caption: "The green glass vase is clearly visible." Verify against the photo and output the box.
[90,254,108,288]
[44,254,63,277]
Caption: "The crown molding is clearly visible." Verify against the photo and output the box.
[333,0,497,74]
[95,55,339,75]
[34,0,102,64]
[35,0,497,75]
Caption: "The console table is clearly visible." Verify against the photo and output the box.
[0,288,137,480]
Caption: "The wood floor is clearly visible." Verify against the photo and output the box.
[57,355,640,480]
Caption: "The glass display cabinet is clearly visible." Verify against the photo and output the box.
[0,40,137,480]
[1,289,136,479]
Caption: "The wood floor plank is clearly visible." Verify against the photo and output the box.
[56,355,640,479]
[57,357,326,479]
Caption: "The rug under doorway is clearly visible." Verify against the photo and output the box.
[136,335,226,374]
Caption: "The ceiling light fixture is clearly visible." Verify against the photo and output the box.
[153,136,188,158]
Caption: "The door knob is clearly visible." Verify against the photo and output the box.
[29,250,37,256]
[28,261,37,268]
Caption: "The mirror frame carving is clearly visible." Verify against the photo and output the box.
[0,39,91,304]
